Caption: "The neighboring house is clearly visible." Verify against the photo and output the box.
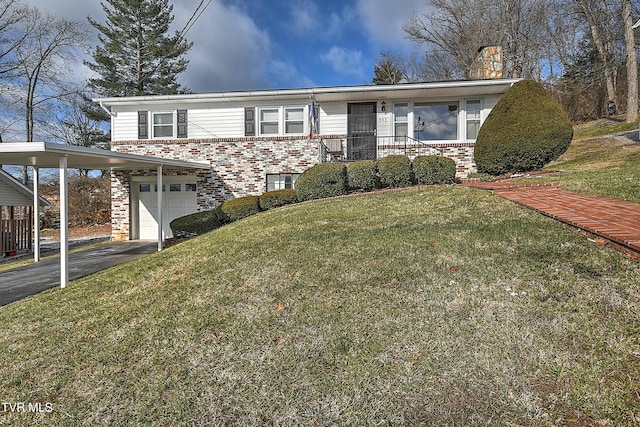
[0,168,50,256]
[96,77,520,241]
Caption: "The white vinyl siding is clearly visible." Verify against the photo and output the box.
[0,185,32,206]
[108,95,502,141]
[318,102,345,134]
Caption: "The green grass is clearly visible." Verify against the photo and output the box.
[511,135,640,203]
[1,187,639,425]
[572,117,637,139]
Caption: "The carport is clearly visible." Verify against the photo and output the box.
[0,142,210,288]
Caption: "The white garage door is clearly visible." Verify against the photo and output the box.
[137,180,197,240]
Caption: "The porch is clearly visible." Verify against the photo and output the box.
[319,135,445,162]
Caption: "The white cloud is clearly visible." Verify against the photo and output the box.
[24,0,274,92]
[355,0,425,52]
[320,47,366,77]
[267,60,315,88]
[173,1,272,91]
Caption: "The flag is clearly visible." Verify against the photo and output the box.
[309,101,317,139]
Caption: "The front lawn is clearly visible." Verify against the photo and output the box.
[1,187,639,425]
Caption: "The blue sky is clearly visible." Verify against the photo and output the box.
[27,0,427,93]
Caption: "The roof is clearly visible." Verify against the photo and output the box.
[0,142,211,170]
[0,168,51,207]
[94,79,522,107]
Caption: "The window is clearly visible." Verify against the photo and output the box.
[266,173,300,191]
[170,184,182,192]
[285,107,304,134]
[394,103,408,142]
[466,100,481,140]
[260,108,279,135]
[256,106,307,136]
[139,184,151,192]
[153,112,173,138]
[185,183,197,192]
[154,184,166,192]
[414,102,458,141]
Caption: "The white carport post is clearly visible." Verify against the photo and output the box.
[33,166,40,262]
[59,155,69,288]
[157,165,163,252]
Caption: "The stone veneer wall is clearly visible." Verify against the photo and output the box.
[469,46,503,80]
[110,136,477,240]
[110,136,319,240]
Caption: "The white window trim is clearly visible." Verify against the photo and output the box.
[393,102,409,142]
[152,111,175,139]
[464,99,483,141]
[258,106,307,137]
[259,107,280,136]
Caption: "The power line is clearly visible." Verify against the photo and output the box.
[179,0,214,38]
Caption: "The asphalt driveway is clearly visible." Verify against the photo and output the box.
[0,241,157,306]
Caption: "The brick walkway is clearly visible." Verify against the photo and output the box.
[461,180,640,257]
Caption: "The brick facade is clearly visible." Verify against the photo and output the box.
[110,135,477,241]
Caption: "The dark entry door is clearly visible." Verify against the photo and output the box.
[347,103,377,161]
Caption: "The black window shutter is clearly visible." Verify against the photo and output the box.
[245,107,255,136]
[138,111,148,139]
[177,109,187,138]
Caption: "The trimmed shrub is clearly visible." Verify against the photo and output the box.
[169,205,229,238]
[413,156,456,185]
[221,195,261,222]
[259,189,299,210]
[474,79,573,175]
[295,163,348,201]
[377,155,413,188]
[347,160,379,191]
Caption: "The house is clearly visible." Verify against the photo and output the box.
[0,168,50,256]
[95,77,521,242]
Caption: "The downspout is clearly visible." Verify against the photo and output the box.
[99,101,117,117]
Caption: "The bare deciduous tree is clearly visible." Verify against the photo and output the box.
[404,0,552,80]
[622,0,638,122]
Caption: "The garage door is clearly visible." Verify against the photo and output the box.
[137,180,197,240]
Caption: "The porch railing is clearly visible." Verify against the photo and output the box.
[320,135,443,163]
[1,219,32,254]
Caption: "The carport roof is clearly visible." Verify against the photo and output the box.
[0,142,211,170]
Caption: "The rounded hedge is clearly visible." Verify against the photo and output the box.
[377,155,413,188]
[474,79,573,175]
[295,163,348,201]
[347,160,379,191]
[259,189,299,210]
[169,205,229,238]
[413,155,456,185]
[221,195,261,222]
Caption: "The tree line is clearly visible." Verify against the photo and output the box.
[374,0,640,123]
[0,0,191,161]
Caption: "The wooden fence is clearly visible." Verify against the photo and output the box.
[1,218,32,254]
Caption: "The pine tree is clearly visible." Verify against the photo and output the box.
[86,0,192,97]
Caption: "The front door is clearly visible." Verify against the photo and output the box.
[347,103,377,161]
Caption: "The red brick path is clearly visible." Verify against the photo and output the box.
[461,180,640,257]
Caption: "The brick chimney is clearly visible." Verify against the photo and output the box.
[469,46,503,80]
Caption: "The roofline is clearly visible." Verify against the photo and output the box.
[0,142,211,170]
[0,168,51,206]
[94,79,522,106]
